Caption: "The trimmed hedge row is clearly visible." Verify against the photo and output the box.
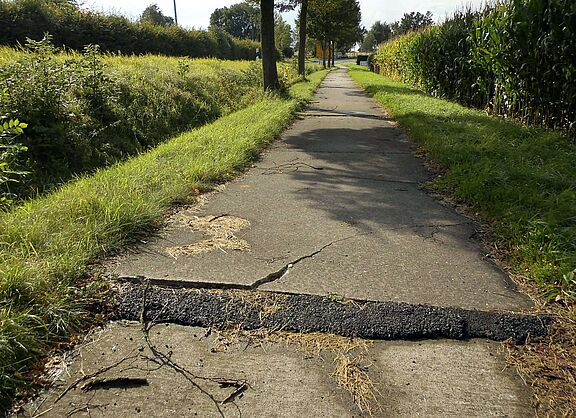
[373,0,576,137]
[0,0,258,59]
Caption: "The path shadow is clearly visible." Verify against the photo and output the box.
[275,124,469,242]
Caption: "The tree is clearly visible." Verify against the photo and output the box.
[360,31,376,52]
[209,2,261,41]
[360,20,391,52]
[372,21,392,44]
[274,0,308,75]
[274,14,293,55]
[393,11,433,36]
[308,0,361,67]
[140,4,174,26]
[260,0,279,90]
[297,0,308,75]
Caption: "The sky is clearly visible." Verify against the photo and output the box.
[81,0,488,31]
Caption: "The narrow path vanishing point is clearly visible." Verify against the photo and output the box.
[25,68,543,417]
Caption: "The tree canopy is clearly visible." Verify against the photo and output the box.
[360,21,391,51]
[210,2,261,41]
[308,0,362,66]
[392,11,433,36]
[274,14,293,55]
[140,4,174,26]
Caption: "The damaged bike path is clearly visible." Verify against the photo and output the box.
[23,68,541,417]
[109,69,530,310]
[110,68,531,312]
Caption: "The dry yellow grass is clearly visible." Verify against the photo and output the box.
[166,215,251,257]
[333,353,380,416]
[503,310,576,417]
[211,324,380,415]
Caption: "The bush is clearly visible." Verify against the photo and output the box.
[0,0,258,60]
[373,0,576,138]
[0,89,27,209]
[0,37,319,204]
[0,36,267,200]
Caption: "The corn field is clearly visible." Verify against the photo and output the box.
[373,0,576,138]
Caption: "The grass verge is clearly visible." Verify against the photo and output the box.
[0,69,329,410]
[347,64,575,416]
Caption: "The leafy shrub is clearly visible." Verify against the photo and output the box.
[0,89,27,209]
[0,0,258,60]
[0,37,313,201]
[373,0,576,138]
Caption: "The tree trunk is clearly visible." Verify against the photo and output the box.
[298,0,308,76]
[331,41,335,67]
[260,0,279,90]
[322,40,326,68]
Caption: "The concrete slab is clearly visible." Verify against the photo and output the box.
[23,323,357,418]
[23,323,533,417]
[367,339,533,417]
[107,68,532,312]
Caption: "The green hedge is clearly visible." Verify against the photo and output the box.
[373,0,576,137]
[0,37,322,204]
[0,37,267,200]
[0,0,258,59]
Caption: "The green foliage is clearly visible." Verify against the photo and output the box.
[0,90,28,209]
[0,69,328,410]
[0,0,257,59]
[275,14,293,55]
[360,21,391,52]
[210,1,261,41]
[391,11,434,36]
[349,65,576,304]
[373,0,576,137]
[139,3,174,27]
[0,36,309,200]
[308,0,362,63]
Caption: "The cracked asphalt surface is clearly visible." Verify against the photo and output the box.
[27,68,543,417]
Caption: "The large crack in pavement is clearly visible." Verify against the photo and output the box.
[249,234,362,289]
[114,283,551,344]
[119,235,364,291]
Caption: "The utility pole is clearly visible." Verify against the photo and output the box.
[173,0,178,25]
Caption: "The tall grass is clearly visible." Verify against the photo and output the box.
[0,69,329,410]
[0,38,321,202]
[0,0,257,60]
[373,0,576,138]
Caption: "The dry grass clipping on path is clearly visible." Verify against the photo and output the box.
[226,290,288,319]
[503,308,576,417]
[166,215,251,257]
[333,353,379,416]
[498,272,576,417]
[211,324,381,415]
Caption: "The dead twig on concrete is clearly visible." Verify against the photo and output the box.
[139,279,249,417]
[54,351,140,404]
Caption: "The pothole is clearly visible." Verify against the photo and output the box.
[166,215,251,257]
